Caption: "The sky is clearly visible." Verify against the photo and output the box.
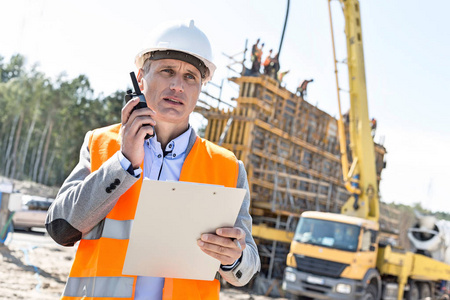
[1,0,449,214]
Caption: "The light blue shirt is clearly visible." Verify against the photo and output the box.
[119,127,192,300]
[118,126,239,299]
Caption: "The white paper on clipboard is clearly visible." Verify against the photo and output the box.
[122,179,246,281]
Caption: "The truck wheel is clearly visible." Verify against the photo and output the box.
[406,281,420,300]
[362,284,377,300]
[419,282,431,299]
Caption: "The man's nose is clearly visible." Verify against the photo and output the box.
[170,74,184,93]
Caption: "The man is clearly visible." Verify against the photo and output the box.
[269,53,280,80]
[263,49,273,75]
[250,39,262,74]
[296,79,314,98]
[46,20,260,300]
[251,38,260,63]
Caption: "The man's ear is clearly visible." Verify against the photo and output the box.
[137,69,144,91]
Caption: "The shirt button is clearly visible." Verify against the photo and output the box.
[106,187,112,193]
[114,179,120,185]
[168,144,173,148]
[173,153,177,157]
[110,183,116,190]
[157,154,162,158]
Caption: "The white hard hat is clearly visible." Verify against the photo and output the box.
[135,20,216,83]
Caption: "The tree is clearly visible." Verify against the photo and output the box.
[0,54,25,83]
[0,54,125,186]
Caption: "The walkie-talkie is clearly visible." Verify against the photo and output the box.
[125,72,154,139]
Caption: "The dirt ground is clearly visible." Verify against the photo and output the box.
[0,231,73,299]
[0,230,286,300]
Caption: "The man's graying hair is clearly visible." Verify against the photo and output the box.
[142,58,153,75]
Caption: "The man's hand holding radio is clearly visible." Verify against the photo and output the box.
[121,97,156,169]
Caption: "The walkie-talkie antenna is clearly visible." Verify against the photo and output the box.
[130,72,141,95]
[126,71,154,139]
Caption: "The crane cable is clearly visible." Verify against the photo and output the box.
[277,0,290,62]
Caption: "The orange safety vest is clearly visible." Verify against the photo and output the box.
[61,124,239,300]
[263,56,271,67]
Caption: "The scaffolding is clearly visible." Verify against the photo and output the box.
[196,73,389,294]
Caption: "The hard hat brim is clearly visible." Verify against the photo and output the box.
[135,48,216,83]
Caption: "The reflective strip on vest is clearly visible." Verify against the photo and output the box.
[63,276,134,298]
[82,219,105,240]
[82,218,133,240]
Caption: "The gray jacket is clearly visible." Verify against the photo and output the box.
[46,127,260,286]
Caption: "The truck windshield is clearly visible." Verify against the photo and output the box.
[294,218,360,252]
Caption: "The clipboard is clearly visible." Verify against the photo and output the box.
[122,179,246,281]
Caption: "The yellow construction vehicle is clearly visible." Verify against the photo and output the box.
[282,0,450,299]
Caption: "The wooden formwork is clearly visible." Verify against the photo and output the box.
[201,105,255,164]
[197,74,388,283]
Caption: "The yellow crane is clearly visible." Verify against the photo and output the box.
[282,1,450,299]
[333,0,379,223]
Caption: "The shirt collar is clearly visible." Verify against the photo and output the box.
[147,126,192,158]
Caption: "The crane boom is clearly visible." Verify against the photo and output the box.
[334,0,379,222]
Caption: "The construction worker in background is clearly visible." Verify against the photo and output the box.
[269,53,280,80]
[263,49,273,75]
[251,38,260,61]
[296,79,314,98]
[46,20,260,300]
[371,118,377,137]
[255,43,264,73]
[343,226,359,251]
[250,38,260,74]
[250,40,264,75]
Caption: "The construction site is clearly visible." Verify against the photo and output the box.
[192,0,450,298]
[0,62,399,300]
[195,62,397,294]
[1,0,450,299]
